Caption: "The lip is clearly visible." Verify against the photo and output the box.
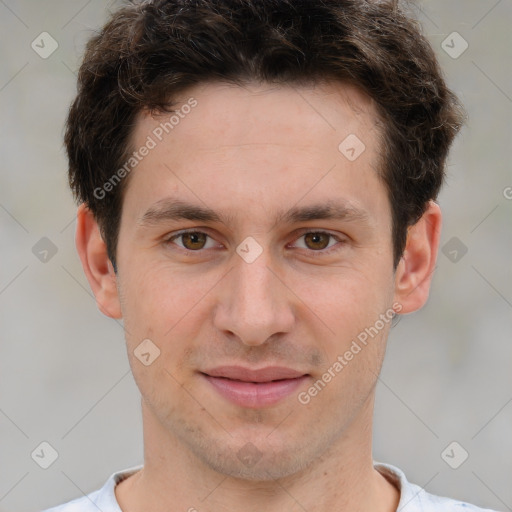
[201,366,309,408]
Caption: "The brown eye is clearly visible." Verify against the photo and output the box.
[179,232,208,250]
[303,232,331,250]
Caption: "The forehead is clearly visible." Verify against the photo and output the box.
[122,80,387,227]
[140,81,378,139]
[135,80,379,150]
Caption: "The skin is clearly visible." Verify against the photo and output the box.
[76,81,441,512]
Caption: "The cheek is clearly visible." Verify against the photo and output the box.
[120,263,196,338]
[119,263,218,386]
[294,263,394,341]
[119,267,197,415]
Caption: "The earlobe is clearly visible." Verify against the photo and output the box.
[75,204,122,319]
[393,200,442,314]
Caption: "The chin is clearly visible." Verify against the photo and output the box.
[206,450,310,481]
[185,431,324,482]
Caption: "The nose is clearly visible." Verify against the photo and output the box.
[213,246,295,347]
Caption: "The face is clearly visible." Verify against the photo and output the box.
[112,81,400,479]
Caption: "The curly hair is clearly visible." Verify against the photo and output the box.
[65,0,465,269]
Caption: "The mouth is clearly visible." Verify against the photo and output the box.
[200,366,310,408]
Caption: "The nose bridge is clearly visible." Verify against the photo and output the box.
[215,245,294,345]
[236,251,275,308]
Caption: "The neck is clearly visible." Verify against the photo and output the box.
[116,395,399,512]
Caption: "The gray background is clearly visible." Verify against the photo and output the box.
[0,1,511,511]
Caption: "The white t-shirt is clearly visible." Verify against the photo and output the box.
[41,462,498,512]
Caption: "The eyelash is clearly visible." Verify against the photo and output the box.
[165,229,346,256]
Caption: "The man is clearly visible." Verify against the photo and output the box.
[44,0,496,511]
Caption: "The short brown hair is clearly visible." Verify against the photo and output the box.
[65,0,464,269]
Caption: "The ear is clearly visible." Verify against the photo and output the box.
[393,200,442,314]
[75,204,122,319]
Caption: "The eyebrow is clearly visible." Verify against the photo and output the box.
[138,198,369,229]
